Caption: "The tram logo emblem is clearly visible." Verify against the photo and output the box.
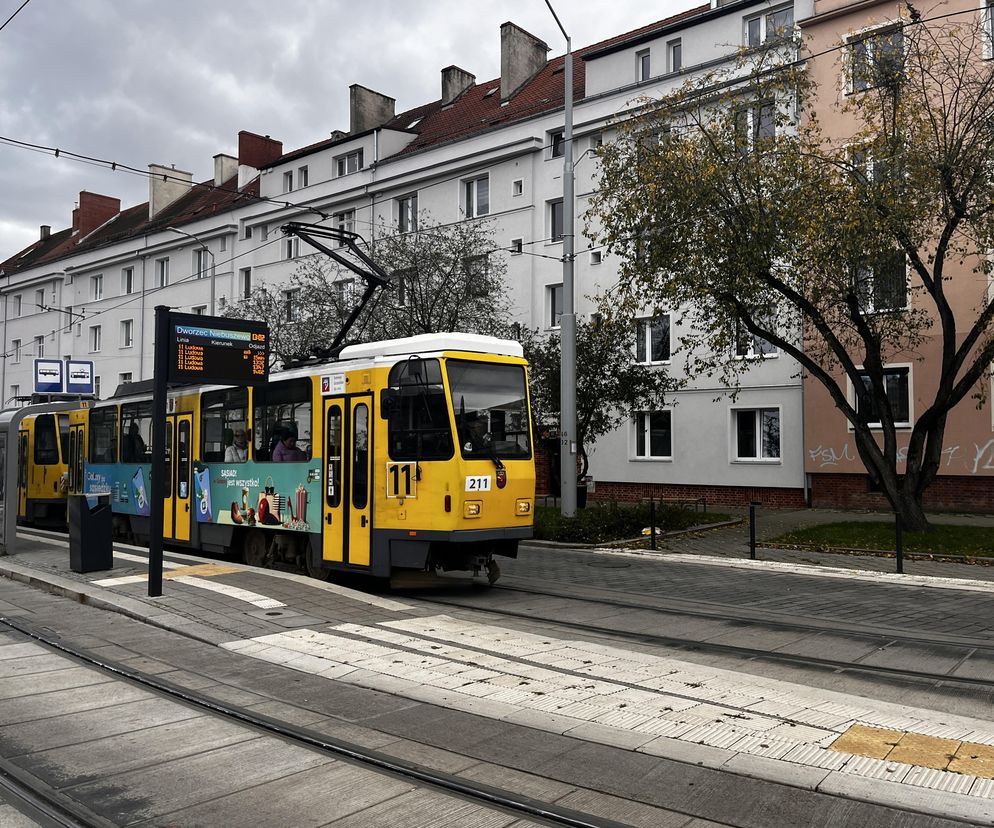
[495,468,507,489]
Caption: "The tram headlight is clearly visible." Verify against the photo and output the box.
[464,501,482,518]
[515,499,531,515]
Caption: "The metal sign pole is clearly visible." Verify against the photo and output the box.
[148,305,170,597]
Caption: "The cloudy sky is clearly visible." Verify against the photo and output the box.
[0,0,701,262]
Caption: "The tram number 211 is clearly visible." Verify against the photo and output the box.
[386,462,417,498]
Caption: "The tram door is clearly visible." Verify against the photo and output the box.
[162,414,192,542]
[68,423,86,495]
[16,430,27,519]
[321,395,371,567]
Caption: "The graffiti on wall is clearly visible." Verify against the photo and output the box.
[808,439,994,475]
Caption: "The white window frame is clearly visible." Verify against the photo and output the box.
[848,363,914,430]
[590,250,603,265]
[667,39,682,73]
[10,384,18,402]
[734,317,778,359]
[284,288,301,322]
[194,248,210,279]
[397,193,418,233]
[734,100,777,149]
[156,257,169,288]
[549,129,565,159]
[633,410,674,461]
[122,267,135,295]
[239,267,252,299]
[34,288,45,312]
[298,165,309,188]
[91,274,103,301]
[730,406,782,463]
[283,237,299,260]
[192,305,207,315]
[548,198,565,243]
[334,210,355,247]
[283,170,293,193]
[745,5,795,47]
[636,314,672,364]
[33,335,44,358]
[512,179,524,197]
[854,251,909,314]
[547,283,563,329]
[12,295,21,317]
[120,319,134,348]
[846,23,905,94]
[89,325,102,353]
[118,372,133,386]
[462,175,490,218]
[11,339,21,363]
[335,149,364,177]
[636,49,651,82]
[510,238,523,255]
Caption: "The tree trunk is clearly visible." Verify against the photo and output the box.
[894,488,931,533]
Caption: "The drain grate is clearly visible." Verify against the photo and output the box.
[587,560,631,569]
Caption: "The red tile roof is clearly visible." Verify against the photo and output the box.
[1,176,260,277]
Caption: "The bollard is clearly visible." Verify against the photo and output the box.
[649,499,657,551]
[748,502,759,560]
[895,513,904,574]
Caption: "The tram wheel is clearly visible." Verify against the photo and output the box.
[243,529,269,568]
[305,555,333,581]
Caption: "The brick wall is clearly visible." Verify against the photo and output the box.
[238,130,283,169]
[590,480,806,509]
[811,473,994,513]
[72,192,120,236]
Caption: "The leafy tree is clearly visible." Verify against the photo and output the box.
[222,286,330,369]
[521,316,673,487]
[591,17,994,531]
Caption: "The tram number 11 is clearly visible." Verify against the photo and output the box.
[386,462,417,498]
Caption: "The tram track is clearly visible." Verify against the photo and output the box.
[0,614,631,828]
[0,759,95,828]
[415,580,994,692]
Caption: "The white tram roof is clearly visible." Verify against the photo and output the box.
[339,333,523,361]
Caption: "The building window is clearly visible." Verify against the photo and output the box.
[510,238,523,255]
[635,411,672,459]
[122,267,135,294]
[193,305,207,315]
[193,248,209,279]
[550,129,565,159]
[855,250,907,313]
[590,250,603,265]
[121,319,134,348]
[12,295,21,317]
[735,317,778,358]
[260,224,269,242]
[10,384,18,402]
[119,372,133,386]
[636,315,671,363]
[462,255,489,297]
[547,283,563,328]
[11,339,21,363]
[512,179,523,197]
[243,225,253,240]
[298,166,309,188]
[637,49,651,81]
[91,274,103,301]
[397,193,418,233]
[156,258,169,288]
[283,237,298,260]
[283,170,293,192]
[733,408,781,460]
[734,101,776,149]
[335,149,363,177]
[240,267,252,299]
[463,175,490,218]
[334,278,355,305]
[334,210,355,246]
[549,199,565,242]
[34,335,44,358]
[89,325,102,353]
[284,289,300,322]
[849,26,904,92]
[668,39,682,73]
[746,6,794,47]
[94,376,101,398]
[220,235,227,252]
[856,367,911,427]
[34,288,45,312]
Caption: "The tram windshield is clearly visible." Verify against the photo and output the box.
[448,360,531,460]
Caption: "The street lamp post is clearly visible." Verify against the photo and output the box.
[166,227,215,315]
[545,0,577,517]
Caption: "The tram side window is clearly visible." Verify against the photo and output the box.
[88,407,118,463]
[201,388,249,463]
[34,415,60,465]
[120,401,153,463]
[326,405,342,508]
[383,358,454,461]
[58,415,69,462]
[253,378,312,462]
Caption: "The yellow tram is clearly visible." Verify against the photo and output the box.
[61,333,534,581]
[16,412,71,526]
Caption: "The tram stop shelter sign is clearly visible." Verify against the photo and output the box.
[167,311,269,386]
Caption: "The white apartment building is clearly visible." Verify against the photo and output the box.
[0,0,811,507]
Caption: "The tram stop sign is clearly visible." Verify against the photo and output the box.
[166,311,269,386]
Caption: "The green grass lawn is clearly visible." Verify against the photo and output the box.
[534,502,731,544]
[772,522,994,557]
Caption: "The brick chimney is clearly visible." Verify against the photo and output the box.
[349,85,395,133]
[237,131,283,187]
[148,164,193,219]
[442,65,475,106]
[213,153,238,186]
[500,22,549,103]
[72,192,121,237]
